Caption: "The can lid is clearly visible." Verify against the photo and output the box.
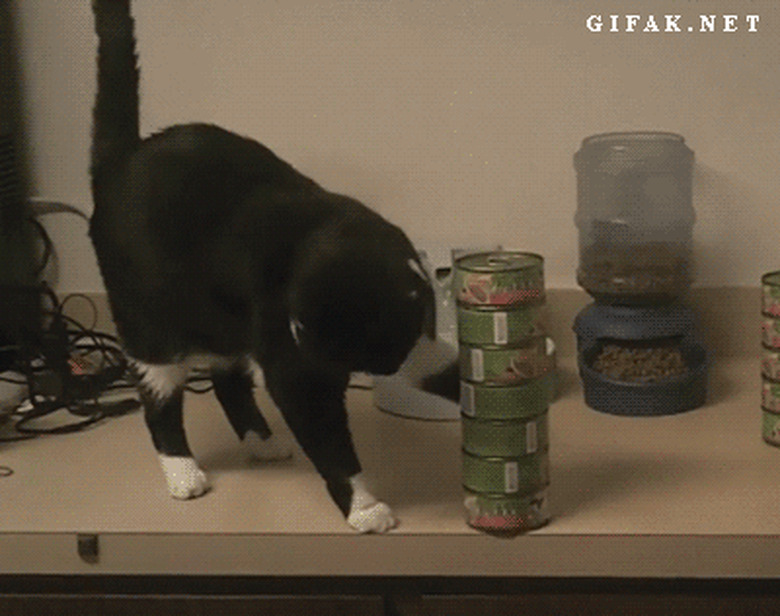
[458,334,550,352]
[762,271,780,287]
[461,446,550,462]
[581,131,685,146]
[455,251,544,274]
[463,483,551,501]
[457,299,546,312]
[460,411,549,426]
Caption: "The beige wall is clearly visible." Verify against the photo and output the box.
[14,0,780,293]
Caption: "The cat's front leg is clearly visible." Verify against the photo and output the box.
[263,358,397,533]
[343,473,397,533]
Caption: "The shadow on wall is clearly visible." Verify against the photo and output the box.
[692,163,762,286]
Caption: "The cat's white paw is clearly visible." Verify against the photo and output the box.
[158,455,211,499]
[347,500,398,533]
[243,432,293,462]
[346,473,398,533]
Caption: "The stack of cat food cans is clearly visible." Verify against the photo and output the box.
[454,251,555,533]
[761,271,780,446]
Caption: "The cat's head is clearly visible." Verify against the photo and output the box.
[288,218,434,375]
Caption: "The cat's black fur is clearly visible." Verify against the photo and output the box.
[90,0,433,530]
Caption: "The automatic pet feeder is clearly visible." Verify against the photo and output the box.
[572,132,707,415]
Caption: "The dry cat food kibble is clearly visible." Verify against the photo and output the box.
[577,241,691,301]
[592,343,688,382]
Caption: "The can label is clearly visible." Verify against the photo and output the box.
[763,286,780,317]
[762,378,780,412]
[457,305,542,346]
[762,408,780,446]
[762,345,780,381]
[463,486,550,534]
[493,312,509,344]
[460,338,555,385]
[461,381,476,417]
[459,377,551,420]
[470,348,485,381]
[461,413,548,457]
[461,449,550,495]
[762,315,780,348]
[526,420,538,454]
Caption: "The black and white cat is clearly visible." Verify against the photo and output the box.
[89,0,433,532]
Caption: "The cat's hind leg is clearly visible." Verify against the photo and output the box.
[132,360,211,499]
[211,363,292,462]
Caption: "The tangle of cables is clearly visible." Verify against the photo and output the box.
[0,204,217,447]
[0,283,216,442]
[0,282,137,441]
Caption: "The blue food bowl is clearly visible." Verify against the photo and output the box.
[574,303,708,416]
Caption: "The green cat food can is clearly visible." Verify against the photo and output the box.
[462,449,550,494]
[464,486,550,534]
[762,314,780,348]
[454,251,545,307]
[762,345,780,381]
[460,376,552,420]
[459,337,555,385]
[762,407,780,447]
[457,304,542,346]
[462,413,549,457]
[762,271,780,317]
[762,376,780,412]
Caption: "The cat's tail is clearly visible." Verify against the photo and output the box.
[90,0,139,186]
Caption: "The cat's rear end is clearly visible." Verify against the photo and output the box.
[90,0,433,532]
[90,0,318,361]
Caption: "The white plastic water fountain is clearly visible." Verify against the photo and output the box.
[373,245,499,421]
